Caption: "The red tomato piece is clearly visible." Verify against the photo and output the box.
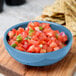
[58,35,63,42]
[8,31,14,38]
[55,30,59,34]
[28,22,35,29]
[47,47,52,52]
[14,41,18,45]
[32,36,39,41]
[8,39,14,45]
[12,36,17,40]
[54,47,60,51]
[63,35,68,42]
[39,33,47,40]
[34,46,40,53]
[40,49,47,53]
[28,40,39,45]
[33,22,40,27]
[41,23,50,28]
[47,40,52,45]
[23,44,29,50]
[12,29,16,34]
[43,45,48,50]
[15,46,25,51]
[21,32,27,39]
[16,30,20,35]
[46,30,55,37]
[18,27,24,33]
[27,45,35,53]
[50,41,57,48]
[17,43,23,47]
[50,37,56,42]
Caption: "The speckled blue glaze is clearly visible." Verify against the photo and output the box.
[4,21,73,66]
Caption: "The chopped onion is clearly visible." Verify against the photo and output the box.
[35,27,40,31]
[39,44,43,48]
[47,32,52,36]
[59,32,65,36]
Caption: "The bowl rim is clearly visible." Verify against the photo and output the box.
[3,20,73,55]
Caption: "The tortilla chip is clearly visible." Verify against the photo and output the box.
[65,26,76,36]
[65,14,76,31]
[34,15,65,25]
[64,0,76,36]
[42,6,57,16]
[51,15,65,20]
[65,0,76,13]
[42,0,64,16]
[64,1,76,21]
[60,0,65,12]
[43,17,65,24]
[42,14,65,20]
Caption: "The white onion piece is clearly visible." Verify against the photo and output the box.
[35,27,40,31]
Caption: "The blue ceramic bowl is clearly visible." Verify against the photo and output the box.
[4,21,73,66]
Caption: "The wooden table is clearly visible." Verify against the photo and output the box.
[0,37,76,76]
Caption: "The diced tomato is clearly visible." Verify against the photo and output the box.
[55,30,59,34]
[58,35,68,43]
[18,27,24,33]
[58,35,63,42]
[43,45,48,50]
[32,35,38,41]
[8,39,14,45]
[35,31,41,37]
[56,40,62,46]
[50,37,56,42]
[23,44,29,50]
[39,33,47,40]
[54,47,60,51]
[12,36,17,40]
[41,23,50,28]
[47,40,52,45]
[21,32,27,39]
[8,31,15,38]
[14,41,18,45]
[17,43,23,47]
[16,30,20,35]
[25,27,29,32]
[40,49,47,53]
[27,45,35,53]
[12,29,16,34]
[15,46,25,51]
[39,40,46,44]
[46,30,55,37]
[43,28,50,33]
[16,27,24,35]
[33,22,40,27]
[28,22,35,29]
[8,22,68,53]
[50,41,57,48]
[21,40,25,44]
[34,46,40,53]
[28,40,39,45]
[47,47,52,52]
[63,35,68,42]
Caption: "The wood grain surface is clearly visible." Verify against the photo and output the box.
[0,38,76,76]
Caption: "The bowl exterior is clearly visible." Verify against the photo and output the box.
[4,21,73,66]
[4,44,71,66]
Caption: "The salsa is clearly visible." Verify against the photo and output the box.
[8,22,68,53]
